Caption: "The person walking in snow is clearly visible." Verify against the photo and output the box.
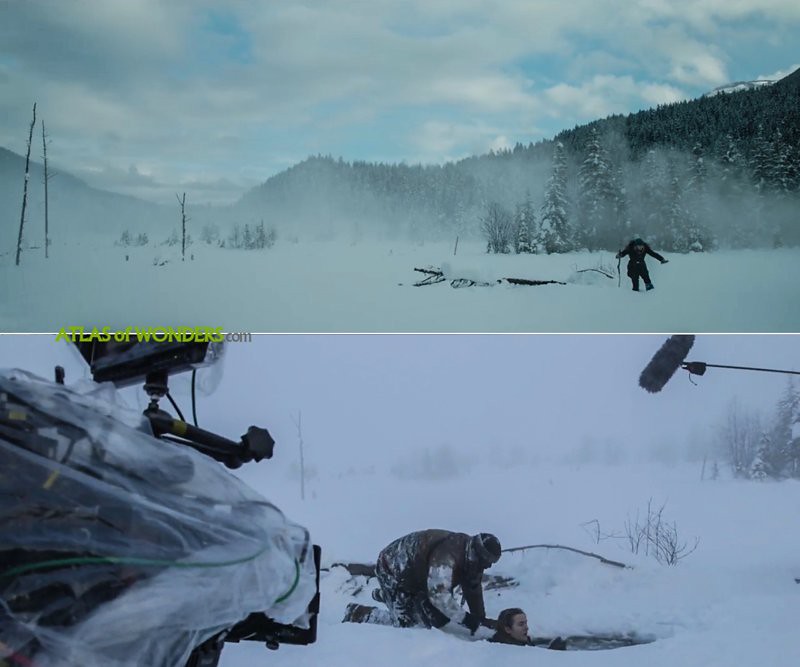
[616,237,668,291]
[372,529,501,640]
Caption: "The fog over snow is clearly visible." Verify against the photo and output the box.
[0,334,798,666]
[2,240,799,332]
[1,1,798,204]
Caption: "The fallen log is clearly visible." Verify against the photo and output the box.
[412,267,567,288]
[503,277,567,286]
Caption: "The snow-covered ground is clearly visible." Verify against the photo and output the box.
[2,240,799,332]
[221,462,800,667]
[1,334,797,667]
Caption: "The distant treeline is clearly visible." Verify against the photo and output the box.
[238,68,800,251]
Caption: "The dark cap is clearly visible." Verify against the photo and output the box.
[469,532,502,568]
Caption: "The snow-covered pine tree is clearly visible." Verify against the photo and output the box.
[771,379,800,478]
[719,134,745,191]
[254,220,268,249]
[789,395,800,479]
[578,128,618,250]
[514,193,535,254]
[539,140,571,253]
[243,224,253,250]
[750,124,775,197]
[749,433,772,480]
[771,128,793,198]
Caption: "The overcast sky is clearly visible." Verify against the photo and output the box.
[1,1,798,205]
[1,334,797,473]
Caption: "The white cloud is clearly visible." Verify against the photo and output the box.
[543,75,686,121]
[2,0,798,203]
[669,52,729,87]
[409,120,513,164]
[640,83,689,105]
[757,63,800,81]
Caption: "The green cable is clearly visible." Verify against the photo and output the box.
[274,558,301,603]
[1,546,303,605]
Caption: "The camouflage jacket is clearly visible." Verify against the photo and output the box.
[377,529,489,637]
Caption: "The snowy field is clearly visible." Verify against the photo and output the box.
[1,334,797,667]
[221,463,800,667]
[2,240,800,332]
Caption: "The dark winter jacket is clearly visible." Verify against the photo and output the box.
[616,239,665,272]
[377,529,489,637]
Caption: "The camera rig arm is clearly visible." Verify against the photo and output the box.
[145,407,275,469]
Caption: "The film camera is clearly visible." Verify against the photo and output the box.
[0,341,320,667]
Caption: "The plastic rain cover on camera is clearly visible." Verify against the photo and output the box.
[0,369,317,667]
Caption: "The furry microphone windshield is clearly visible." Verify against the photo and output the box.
[638,335,696,393]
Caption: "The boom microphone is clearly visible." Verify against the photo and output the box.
[638,335,695,393]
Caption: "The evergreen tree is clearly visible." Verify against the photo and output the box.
[788,396,800,478]
[719,134,745,191]
[750,123,774,196]
[514,193,535,253]
[749,433,772,480]
[538,140,571,253]
[578,128,619,250]
[771,128,793,197]
[254,221,267,249]
[243,224,253,249]
[771,379,800,477]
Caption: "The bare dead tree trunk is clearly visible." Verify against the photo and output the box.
[177,192,187,261]
[16,103,36,266]
[42,120,52,258]
[292,411,306,500]
[453,235,458,256]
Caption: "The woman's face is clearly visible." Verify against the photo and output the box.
[507,613,529,642]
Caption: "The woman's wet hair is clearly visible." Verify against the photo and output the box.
[497,607,525,630]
